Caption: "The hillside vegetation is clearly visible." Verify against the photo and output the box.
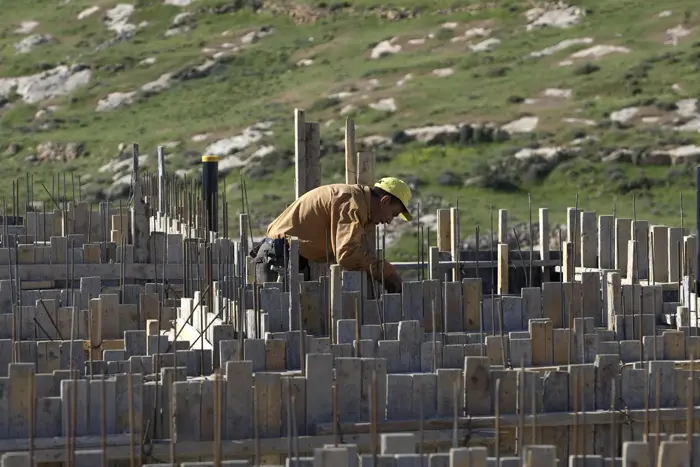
[1,0,699,260]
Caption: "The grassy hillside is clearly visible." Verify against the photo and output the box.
[1,0,699,260]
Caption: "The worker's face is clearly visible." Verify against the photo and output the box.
[374,195,404,225]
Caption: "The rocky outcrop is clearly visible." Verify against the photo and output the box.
[0,65,91,104]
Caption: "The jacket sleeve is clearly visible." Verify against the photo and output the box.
[331,197,396,282]
[333,202,376,272]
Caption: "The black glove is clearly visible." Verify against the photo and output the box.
[384,272,403,294]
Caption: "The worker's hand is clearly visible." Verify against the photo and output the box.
[384,271,403,294]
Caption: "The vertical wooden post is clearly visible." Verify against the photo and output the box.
[294,110,321,199]
[345,119,356,184]
[436,209,451,252]
[450,207,460,282]
[305,122,322,194]
[357,152,377,297]
[294,109,307,200]
[497,243,509,295]
[294,109,323,280]
[538,208,550,281]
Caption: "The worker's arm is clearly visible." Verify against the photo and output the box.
[333,205,402,292]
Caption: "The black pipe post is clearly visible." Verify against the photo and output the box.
[202,155,219,234]
[696,166,700,291]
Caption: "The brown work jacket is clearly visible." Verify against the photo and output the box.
[266,184,394,281]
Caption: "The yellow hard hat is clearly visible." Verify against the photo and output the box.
[374,177,413,221]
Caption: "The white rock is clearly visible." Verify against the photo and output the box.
[404,124,460,143]
[218,155,245,172]
[396,73,413,87]
[642,116,660,123]
[407,38,426,45]
[470,38,500,52]
[677,99,698,118]
[567,45,630,60]
[544,88,571,98]
[172,12,193,27]
[678,119,700,132]
[297,59,314,67]
[665,25,692,45]
[14,21,39,35]
[329,91,354,100]
[502,116,538,133]
[659,10,672,17]
[668,145,700,164]
[0,65,91,104]
[160,141,180,149]
[451,27,491,42]
[369,98,396,112]
[432,68,454,77]
[212,51,232,60]
[220,42,238,49]
[204,122,273,157]
[165,0,194,5]
[140,73,172,93]
[99,154,148,173]
[363,135,392,147]
[139,57,157,66]
[105,4,136,34]
[672,83,683,93]
[365,79,380,90]
[530,37,594,58]
[165,27,189,37]
[514,147,563,162]
[340,105,355,116]
[371,38,401,59]
[441,22,459,29]
[191,133,210,142]
[563,118,596,126]
[610,107,638,124]
[251,145,276,159]
[241,28,273,45]
[78,6,100,20]
[524,98,538,105]
[526,4,585,30]
[14,34,54,54]
[95,91,137,111]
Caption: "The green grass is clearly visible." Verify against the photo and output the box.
[1,0,700,260]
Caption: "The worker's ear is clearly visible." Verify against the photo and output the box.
[380,195,392,205]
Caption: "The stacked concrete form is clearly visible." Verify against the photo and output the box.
[1,113,700,467]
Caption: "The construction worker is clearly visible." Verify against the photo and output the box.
[249,177,413,294]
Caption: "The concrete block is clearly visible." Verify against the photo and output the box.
[336,357,362,423]
[244,339,265,372]
[313,446,351,467]
[436,368,462,418]
[338,319,357,345]
[381,433,416,454]
[173,380,201,441]
[225,360,253,440]
[359,455,397,467]
[421,341,443,372]
[386,373,413,420]
[306,353,333,434]
[411,373,437,419]
[61,378,88,437]
[398,320,422,372]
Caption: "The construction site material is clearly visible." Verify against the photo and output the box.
[0,114,699,467]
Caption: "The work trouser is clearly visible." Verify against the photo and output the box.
[249,237,311,284]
